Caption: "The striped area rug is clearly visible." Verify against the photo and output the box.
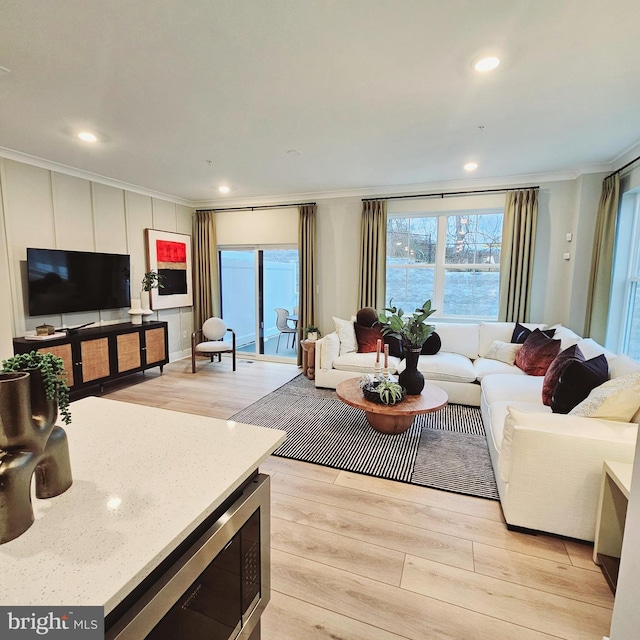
[230,375,499,500]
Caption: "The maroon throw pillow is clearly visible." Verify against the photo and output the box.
[354,323,384,353]
[514,328,561,376]
[541,344,584,406]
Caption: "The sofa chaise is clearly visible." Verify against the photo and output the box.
[314,319,640,540]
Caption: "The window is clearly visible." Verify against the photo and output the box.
[386,210,503,319]
[620,198,640,360]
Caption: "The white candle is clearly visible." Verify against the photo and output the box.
[376,339,381,363]
[384,343,389,369]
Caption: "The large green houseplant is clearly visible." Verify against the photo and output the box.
[2,351,71,425]
[377,299,436,395]
[377,299,436,350]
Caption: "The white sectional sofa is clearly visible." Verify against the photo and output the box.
[314,320,640,540]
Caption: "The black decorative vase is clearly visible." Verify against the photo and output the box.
[398,348,425,395]
[0,369,72,544]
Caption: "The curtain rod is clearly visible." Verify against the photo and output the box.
[362,186,539,202]
[606,153,640,180]
[196,201,316,213]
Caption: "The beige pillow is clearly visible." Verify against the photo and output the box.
[569,372,640,422]
[485,340,523,365]
[333,316,357,356]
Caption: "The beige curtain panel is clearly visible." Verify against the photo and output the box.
[358,199,387,310]
[298,204,317,365]
[584,173,620,342]
[193,209,221,330]
[498,188,539,322]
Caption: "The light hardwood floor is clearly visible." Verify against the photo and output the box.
[103,357,613,640]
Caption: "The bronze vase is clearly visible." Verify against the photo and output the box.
[0,369,73,544]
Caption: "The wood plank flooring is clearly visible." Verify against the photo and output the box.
[103,357,613,640]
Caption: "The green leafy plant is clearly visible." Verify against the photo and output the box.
[303,325,321,339]
[377,299,436,350]
[376,379,405,405]
[141,271,164,292]
[2,351,71,425]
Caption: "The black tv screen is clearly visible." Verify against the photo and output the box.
[27,248,131,316]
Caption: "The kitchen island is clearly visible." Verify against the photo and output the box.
[0,397,286,638]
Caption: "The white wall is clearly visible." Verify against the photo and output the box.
[0,158,194,361]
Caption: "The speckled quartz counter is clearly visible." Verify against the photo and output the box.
[0,397,285,613]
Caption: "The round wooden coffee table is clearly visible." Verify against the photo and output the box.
[336,378,448,435]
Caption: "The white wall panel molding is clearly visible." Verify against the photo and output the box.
[0,147,193,208]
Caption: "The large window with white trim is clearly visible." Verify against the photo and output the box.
[386,209,503,319]
[620,197,640,359]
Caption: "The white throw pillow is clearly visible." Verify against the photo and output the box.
[548,324,582,351]
[333,316,357,356]
[484,340,523,365]
[569,372,640,422]
[576,338,615,361]
[320,332,340,370]
[610,354,640,379]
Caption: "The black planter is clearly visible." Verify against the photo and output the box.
[398,348,425,395]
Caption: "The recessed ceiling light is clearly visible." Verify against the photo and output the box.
[78,131,98,143]
[464,162,479,172]
[473,56,500,72]
[218,185,230,194]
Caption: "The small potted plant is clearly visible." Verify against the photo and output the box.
[2,351,71,425]
[360,377,405,405]
[141,271,164,292]
[140,271,164,313]
[304,325,321,342]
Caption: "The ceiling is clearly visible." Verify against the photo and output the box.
[1,0,640,205]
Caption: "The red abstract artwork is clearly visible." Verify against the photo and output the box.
[156,240,187,265]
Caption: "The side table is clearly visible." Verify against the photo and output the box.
[300,339,316,380]
[593,460,633,593]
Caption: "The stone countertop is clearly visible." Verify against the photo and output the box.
[0,397,285,614]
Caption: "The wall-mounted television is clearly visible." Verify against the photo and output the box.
[27,248,131,316]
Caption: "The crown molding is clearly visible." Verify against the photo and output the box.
[611,138,640,171]
[4,143,636,210]
[0,147,194,208]
[193,168,598,209]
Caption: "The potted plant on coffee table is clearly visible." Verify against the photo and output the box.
[377,299,436,395]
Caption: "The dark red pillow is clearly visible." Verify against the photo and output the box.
[542,344,584,406]
[514,328,561,376]
[354,323,384,353]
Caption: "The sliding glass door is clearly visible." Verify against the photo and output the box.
[219,247,299,359]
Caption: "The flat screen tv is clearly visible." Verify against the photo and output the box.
[27,248,131,316]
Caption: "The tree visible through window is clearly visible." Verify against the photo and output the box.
[386,211,503,318]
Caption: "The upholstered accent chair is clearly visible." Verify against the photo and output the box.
[191,317,236,372]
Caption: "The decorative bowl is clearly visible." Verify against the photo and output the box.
[362,381,406,405]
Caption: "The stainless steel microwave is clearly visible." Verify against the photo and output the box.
[106,473,271,640]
